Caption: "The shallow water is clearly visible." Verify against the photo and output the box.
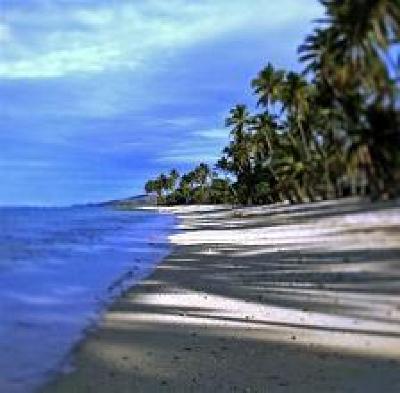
[0,206,175,393]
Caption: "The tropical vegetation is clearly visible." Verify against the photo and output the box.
[145,0,399,206]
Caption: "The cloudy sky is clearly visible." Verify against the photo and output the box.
[0,0,322,206]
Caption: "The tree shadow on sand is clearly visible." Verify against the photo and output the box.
[43,199,400,393]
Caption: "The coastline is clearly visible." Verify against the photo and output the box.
[0,207,176,393]
[41,198,400,392]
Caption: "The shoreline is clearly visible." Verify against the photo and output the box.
[41,198,400,392]
[38,209,179,393]
[0,208,175,393]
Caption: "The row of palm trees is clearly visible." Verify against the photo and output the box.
[144,164,233,205]
[145,0,399,206]
[144,169,179,200]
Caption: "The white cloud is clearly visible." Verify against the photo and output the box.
[157,151,221,164]
[194,128,228,140]
[0,23,11,43]
[156,128,229,164]
[0,0,322,79]
[164,117,200,128]
[0,45,122,78]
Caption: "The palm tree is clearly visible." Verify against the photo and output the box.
[191,163,211,203]
[222,105,256,204]
[323,0,399,69]
[180,174,194,204]
[251,63,285,112]
[168,169,180,191]
[281,72,313,160]
[269,128,311,203]
[143,0,399,206]
[144,178,163,201]
[299,0,399,104]
[144,180,156,195]
[209,177,234,204]
[225,106,252,172]
[250,112,278,156]
[299,0,400,198]
[225,105,251,139]
[193,163,211,186]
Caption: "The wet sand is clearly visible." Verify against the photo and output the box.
[41,198,400,392]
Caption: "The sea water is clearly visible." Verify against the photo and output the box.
[0,206,175,393]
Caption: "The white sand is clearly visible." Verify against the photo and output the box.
[42,198,400,392]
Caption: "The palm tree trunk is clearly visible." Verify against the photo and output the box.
[298,119,311,161]
[293,181,307,203]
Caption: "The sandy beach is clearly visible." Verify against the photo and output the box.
[41,198,400,393]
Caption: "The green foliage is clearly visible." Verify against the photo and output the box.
[144,0,399,205]
[144,164,234,205]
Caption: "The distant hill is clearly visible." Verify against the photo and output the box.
[88,194,158,209]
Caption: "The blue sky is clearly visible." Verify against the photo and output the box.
[0,0,322,206]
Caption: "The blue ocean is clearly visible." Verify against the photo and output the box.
[0,207,175,393]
